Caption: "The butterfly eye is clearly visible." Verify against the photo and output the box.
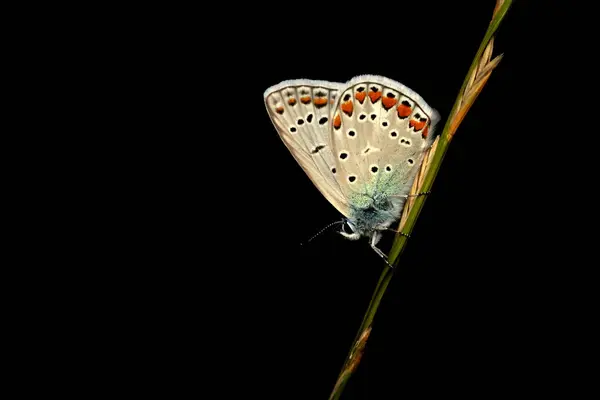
[341,220,356,234]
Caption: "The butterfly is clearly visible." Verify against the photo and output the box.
[264,75,441,264]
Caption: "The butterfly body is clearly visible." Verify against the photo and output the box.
[345,191,405,237]
[264,75,440,260]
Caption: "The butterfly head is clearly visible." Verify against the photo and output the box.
[339,220,361,241]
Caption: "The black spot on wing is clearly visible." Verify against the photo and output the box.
[311,145,326,154]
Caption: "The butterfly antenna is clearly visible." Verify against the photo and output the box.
[300,220,345,246]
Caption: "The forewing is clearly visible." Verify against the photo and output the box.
[264,79,350,217]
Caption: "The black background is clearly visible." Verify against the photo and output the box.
[115,1,590,398]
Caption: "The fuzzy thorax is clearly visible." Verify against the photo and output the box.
[342,192,406,239]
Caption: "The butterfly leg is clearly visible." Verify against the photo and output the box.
[393,191,431,199]
[370,231,394,269]
[381,228,411,238]
[408,191,431,197]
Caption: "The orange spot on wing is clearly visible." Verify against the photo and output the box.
[288,98,296,106]
[300,96,311,104]
[397,104,412,118]
[355,92,366,104]
[409,119,426,131]
[330,99,334,104]
[422,124,429,139]
[313,97,328,106]
[333,114,341,129]
[275,106,284,114]
[382,97,397,110]
[368,91,381,103]
[341,101,353,116]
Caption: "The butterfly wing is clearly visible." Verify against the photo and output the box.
[264,79,351,217]
[330,75,441,208]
